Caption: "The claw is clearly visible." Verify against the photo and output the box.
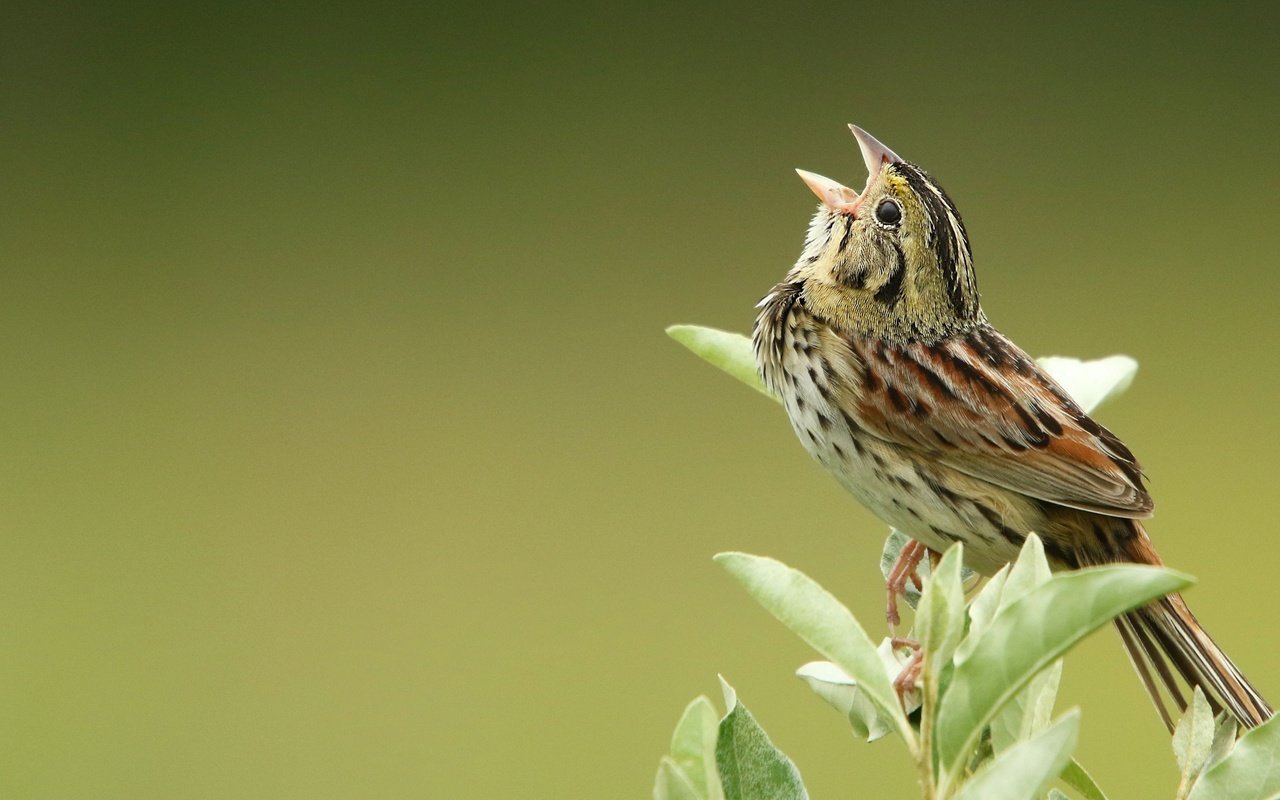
[884,539,929,628]
[895,653,924,701]
[892,641,924,705]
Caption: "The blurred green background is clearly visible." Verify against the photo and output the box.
[1,2,1277,797]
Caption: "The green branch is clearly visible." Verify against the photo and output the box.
[653,325,1280,800]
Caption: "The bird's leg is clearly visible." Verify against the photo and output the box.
[895,650,924,701]
[884,538,929,627]
[890,637,923,703]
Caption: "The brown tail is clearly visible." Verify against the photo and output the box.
[1110,533,1272,731]
[1116,595,1272,731]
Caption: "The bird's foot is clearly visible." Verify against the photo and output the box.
[884,538,933,628]
[891,637,924,703]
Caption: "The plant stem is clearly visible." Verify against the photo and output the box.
[918,651,939,800]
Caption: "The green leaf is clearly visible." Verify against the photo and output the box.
[1061,758,1111,800]
[953,710,1080,800]
[796,660,893,742]
[955,533,1050,668]
[796,645,920,742]
[1188,714,1280,800]
[990,660,1063,753]
[916,544,966,677]
[935,563,1192,778]
[996,533,1053,610]
[655,757,703,800]
[1205,715,1239,773]
[667,326,774,400]
[1174,688,1217,799]
[1048,791,1071,800]
[1036,355,1137,414]
[955,565,1009,663]
[715,678,809,800]
[984,536,1060,752]
[670,696,723,800]
[715,553,912,741]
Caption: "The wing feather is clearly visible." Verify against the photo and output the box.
[841,326,1153,518]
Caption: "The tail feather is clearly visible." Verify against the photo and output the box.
[1117,596,1272,731]
[1089,522,1273,730]
[1114,613,1179,731]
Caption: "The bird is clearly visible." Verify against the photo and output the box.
[751,123,1271,731]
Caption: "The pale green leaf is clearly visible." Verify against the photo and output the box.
[715,553,912,740]
[953,711,1080,800]
[670,696,722,800]
[1036,355,1137,414]
[655,757,702,800]
[990,659,1063,753]
[1174,688,1217,799]
[1061,758,1111,800]
[955,534,1051,668]
[985,537,1060,751]
[1188,714,1280,800]
[935,563,1192,778]
[1025,660,1063,735]
[1206,715,1239,772]
[879,528,912,580]
[667,326,774,399]
[1048,791,1071,800]
[997,533,1053,613]
[796,660,892,742]
[796,644,919,742]
[955,565,1009,663]
[715,678,808,800]
[917,544,966,677]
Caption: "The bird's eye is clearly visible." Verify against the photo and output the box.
[875,199,902,227]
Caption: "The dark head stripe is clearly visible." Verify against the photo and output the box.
[892,163,977,317]
[875,242,907,305]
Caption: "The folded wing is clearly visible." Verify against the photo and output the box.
[843,326,1153,518]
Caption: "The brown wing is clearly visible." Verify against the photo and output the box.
[842,326,1153,518]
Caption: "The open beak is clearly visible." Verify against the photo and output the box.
[795,168,859,212]
[796,124,905,213]
[848,124,903,176]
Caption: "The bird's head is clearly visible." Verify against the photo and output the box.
[785,125,983,342]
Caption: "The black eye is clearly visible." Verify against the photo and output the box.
[875,199,902,226]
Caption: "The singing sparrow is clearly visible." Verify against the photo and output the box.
[752,124,1271,730]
